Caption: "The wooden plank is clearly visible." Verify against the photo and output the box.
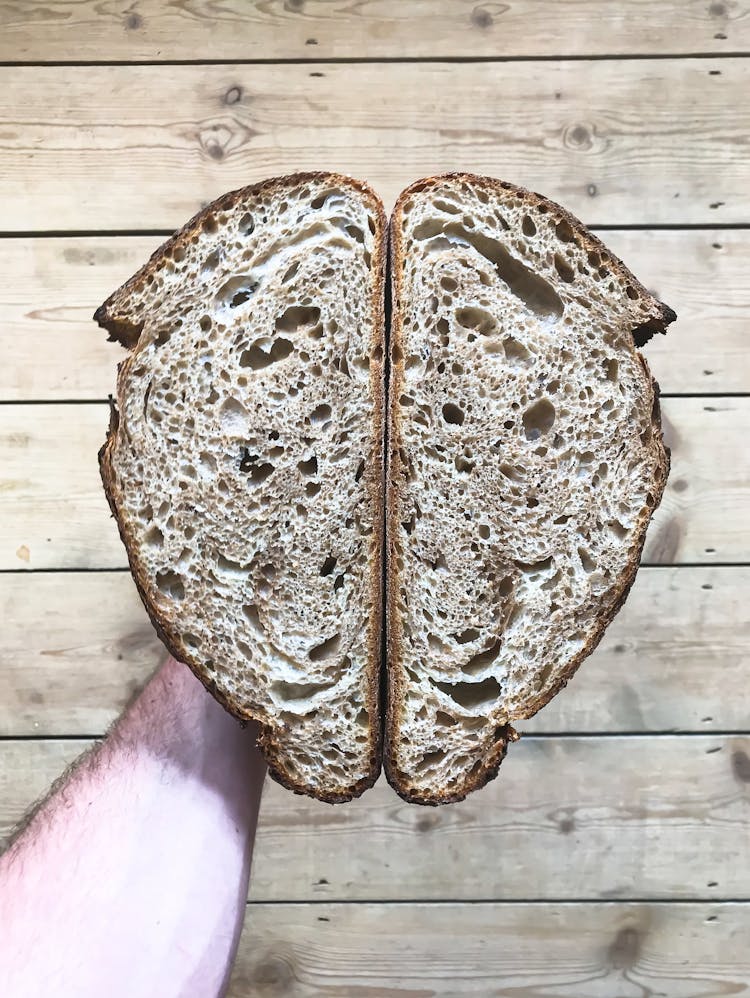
[0,573,160,737]
[1,568,747,737]
[0,237,162,402]
[603,229,750,395]
[0,405,123,570]
[228,903,750,997]
[0,60,747,230]
[0,399,745,570]
[2,1,746,61]
[642,398,750,565]
[3,230,746,401]
[3,736,749,900]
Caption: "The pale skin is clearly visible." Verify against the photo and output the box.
[0,655,267,998]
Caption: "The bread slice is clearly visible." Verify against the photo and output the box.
[96,173,387,802]
[385,174,675,804]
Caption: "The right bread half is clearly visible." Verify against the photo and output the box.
[385,174,675,804]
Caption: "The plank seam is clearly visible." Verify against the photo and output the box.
[240,897,750,906]
[0,54,748,67]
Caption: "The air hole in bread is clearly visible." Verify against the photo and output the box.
[242,603,263,635]
[238,212,255,236]
[522,398,555,439]
[435,710,458,728]
[433,676,501,711]
[297,455,317,476]
[522,214,537,237]
[453,627,480,644]
[320,556,337,576]
[454,454,475,473]
[219,396,248,433]
[156,570,185,600]
[216,554,251,576]
[415,749,447,773]
[309,403,332,425]
[577,547,597,573]
[276,305,321,333]
[604,358,619,381]
[271,679,335,704]
[502,335,531,365]
[478,524,491,540]
[515,556,553,576]
[455,306,495,335]
[217,275,260,308]
[305,481,321,498]
[442,402,465,425]
[203,249,221,272]
[554,254,576,284]
[308,633,341,661]
[555,218,578,244]
[239,336,293,371]
[459,639,501,676]
[607,519,628,540]
[415,219,564,319]
[145,525,164,547]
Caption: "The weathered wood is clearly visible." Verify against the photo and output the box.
[228,902,750,997]
[0,399,745,569]
[1,1,746,61]
[603,229,749,394]
[0,572,160,737]
[1,568,746,737]
[0,60,746,229]
[0,237,161,401]
[641,398,750,565]
[2,230,745,401]
[3,736,748,900]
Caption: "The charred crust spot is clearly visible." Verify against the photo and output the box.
[632,304,676,347]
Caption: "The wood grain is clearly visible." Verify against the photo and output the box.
[0,60,747,229]
[0,399,745,570]
[0,572,160,737]
[2,230,746,401]
[1,568,746,737]
[2,736,749,900]
[228,902,750,998]
[1,1,746,61]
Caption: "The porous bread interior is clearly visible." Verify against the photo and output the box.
[103,177,383,797]
[388,177,667,800]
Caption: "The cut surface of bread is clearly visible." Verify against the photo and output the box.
[385,174,674,804]
[96,173,387,802]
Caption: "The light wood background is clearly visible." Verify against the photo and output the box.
[1,2,749,994]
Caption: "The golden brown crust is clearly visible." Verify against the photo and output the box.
[97,172,387,804]
[384,172,674,805]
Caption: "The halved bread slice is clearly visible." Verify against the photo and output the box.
[96,173,387,802]
[385,174,674,804]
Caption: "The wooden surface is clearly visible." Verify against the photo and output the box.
[227,903,750,997]
[2,398,748,570]
[0,2,747,992]
[3,567,747,737]
[4,735,750,901]
[4,230,747,401]
[0,61,747,229]
[2,1,748,60]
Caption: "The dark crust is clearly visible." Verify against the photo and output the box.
[384,172,675,806]
[96,172,387,805]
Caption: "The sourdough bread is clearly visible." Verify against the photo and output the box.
[96,173,387,802]
[385,174,674,804]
